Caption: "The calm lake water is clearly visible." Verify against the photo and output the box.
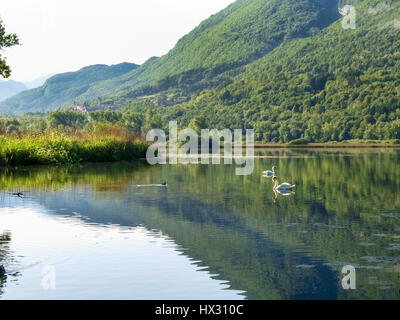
[0,148,400,300]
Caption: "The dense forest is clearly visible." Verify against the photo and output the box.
[0,0,399,143]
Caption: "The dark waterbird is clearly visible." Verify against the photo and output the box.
[0,265,5,277]
[12,192,24,198]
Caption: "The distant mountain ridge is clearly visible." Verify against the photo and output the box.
[24,74,54,89]
[0,80,27,102]
[0,62,138,114]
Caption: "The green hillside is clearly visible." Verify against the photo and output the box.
[0,0,340,113]
[79,0,340,102]
[0,62,138,114]
[131,0,400,142]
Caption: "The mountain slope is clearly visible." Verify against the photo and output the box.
[80,0,340,101]
[0,80,27,102]
[0,62,138,114]
[150,0,400,141]
[0,0,340,113]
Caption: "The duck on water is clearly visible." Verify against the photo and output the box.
[0,265,5,277]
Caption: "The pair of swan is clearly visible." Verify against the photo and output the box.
[262,166,295,191]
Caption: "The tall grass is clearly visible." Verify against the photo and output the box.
[0,131,149,166]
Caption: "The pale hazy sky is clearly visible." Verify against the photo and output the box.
[1,0,235,82]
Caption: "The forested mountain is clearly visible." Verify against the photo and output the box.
[0,0,399,142]
[0,0,340,113]
[0,80,27,101]
[150,0,400,142]
[78,0,340,102]
[0,62,138,114]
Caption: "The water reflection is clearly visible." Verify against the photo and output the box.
[0,205,245,300]
[272,189,295,204]
[0,148,399,299]
[0,232,11,295]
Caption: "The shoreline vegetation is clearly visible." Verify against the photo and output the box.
[0,111,398,167]
[0,132,148,166]
[1,133,398,167]
[254,139,400,148]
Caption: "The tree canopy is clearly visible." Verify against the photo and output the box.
[0,18,19,78]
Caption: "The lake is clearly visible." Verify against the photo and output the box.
[0,148,400,300]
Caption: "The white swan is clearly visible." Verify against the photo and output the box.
[273,176,295,191]
[262,166,276,178]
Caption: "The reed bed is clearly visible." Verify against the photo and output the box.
[0,132,148,166]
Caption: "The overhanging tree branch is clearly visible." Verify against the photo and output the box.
[0,18,20,78]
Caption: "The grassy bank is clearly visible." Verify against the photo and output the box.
[0,133,148,166]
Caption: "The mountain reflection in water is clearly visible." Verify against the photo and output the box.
[0,148,399,299]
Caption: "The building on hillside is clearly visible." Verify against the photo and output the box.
[73,105,88,114]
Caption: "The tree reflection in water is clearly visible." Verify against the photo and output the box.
[0,231,12,296]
